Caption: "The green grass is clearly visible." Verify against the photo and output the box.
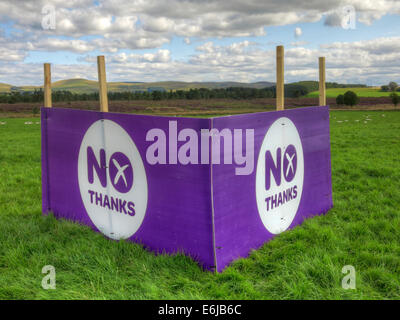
[0,110,400,299]
[306,87,393,98]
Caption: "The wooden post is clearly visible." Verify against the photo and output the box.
[44,63,52,108]
[97,55,109,112]
[319,57,326,106]
[276,45,284,110]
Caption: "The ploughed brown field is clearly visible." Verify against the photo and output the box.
[0,96,396,117]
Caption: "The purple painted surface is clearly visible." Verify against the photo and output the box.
[41,106,332,272]
[41,108,215,270]
[212,106,332,271]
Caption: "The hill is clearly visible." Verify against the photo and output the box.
[0,83,12,92]
[0,79,275,94]
[1,79,375,98]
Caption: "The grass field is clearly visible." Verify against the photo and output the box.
[306,87,393,98]
[0,109,399,299]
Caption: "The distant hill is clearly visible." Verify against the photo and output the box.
[0,79,369,97]
[0,83,12,92]
[0,79,275,94]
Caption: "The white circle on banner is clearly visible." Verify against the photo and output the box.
[78,119,148,240]
[256,117,304,234]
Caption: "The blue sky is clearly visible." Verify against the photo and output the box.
[0,1,399,86]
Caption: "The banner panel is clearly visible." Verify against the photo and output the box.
[212,106,332,272]
[41,108,215,270]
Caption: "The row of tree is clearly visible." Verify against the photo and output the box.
[336,91,360,106]
[2,82,392,105]
[336,90,399,107]
[0,87,282,104]
[381,82,399,92]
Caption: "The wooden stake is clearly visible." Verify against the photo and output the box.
[44,63,52,108]
[319,57,326,106]
[97,56,109,112]
[276,46,284,110]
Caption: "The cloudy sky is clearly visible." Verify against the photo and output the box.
[0,0,399,86]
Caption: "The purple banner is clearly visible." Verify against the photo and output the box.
[41,106,332,272]
[212,108,332,271]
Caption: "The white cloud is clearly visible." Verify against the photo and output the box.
[0,48,27,62]
[142,17,174,32]
[196,42,216,53]
[291,41,309,47]
[32,38,95,53]
[294,27,302,38]
[141,49,171,63]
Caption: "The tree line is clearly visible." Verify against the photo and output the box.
[381,82,400,92]
[0,87,277,104]
[0,81,370,104]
